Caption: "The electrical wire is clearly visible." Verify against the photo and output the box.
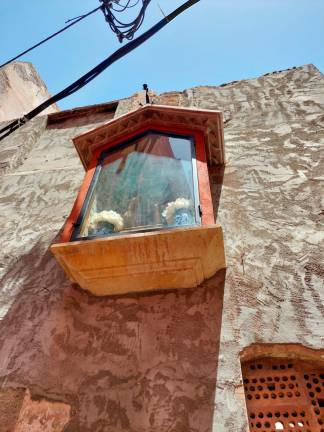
[0,6,102,69]
[100,0,152,42]
[0,0,200,143]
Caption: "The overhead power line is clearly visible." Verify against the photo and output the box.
[0,1,153,69]
[0,6,102,69]
[0,0,200,143]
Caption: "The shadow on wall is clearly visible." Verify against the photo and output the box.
[209,165,225,221]
[0,238,225,432]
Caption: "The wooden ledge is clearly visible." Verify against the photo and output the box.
[51,225,226,297]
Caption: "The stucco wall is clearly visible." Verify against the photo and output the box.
[0,62,59,122]
[0,64,323,431]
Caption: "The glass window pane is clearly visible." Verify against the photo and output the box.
[76,132,199,239]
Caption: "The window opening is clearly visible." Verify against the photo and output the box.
[72,131,200,240]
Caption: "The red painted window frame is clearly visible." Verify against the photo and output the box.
[60,124,214,243]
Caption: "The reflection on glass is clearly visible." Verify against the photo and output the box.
[76,132,198,238]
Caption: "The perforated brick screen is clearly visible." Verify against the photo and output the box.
[242,358,324,432]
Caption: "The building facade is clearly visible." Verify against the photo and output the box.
[0,62,59,122]
[0,64,323,431]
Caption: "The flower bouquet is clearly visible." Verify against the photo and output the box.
[88,210,124,236]
[162,198,194,227]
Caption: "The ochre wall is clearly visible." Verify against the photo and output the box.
[0,62,59,122]
[0,64,323,431]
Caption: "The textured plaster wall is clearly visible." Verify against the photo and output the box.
[15,389,71,432]
[0,387,71,432]
[0,62,59,122]
[0,64,323,431]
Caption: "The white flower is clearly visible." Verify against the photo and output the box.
[90,210,124,232]
[162,198,192,224]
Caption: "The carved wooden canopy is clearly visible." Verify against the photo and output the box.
[73,104,224,169]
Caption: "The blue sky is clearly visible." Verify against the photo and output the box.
[1,0,323,110]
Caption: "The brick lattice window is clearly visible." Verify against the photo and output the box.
[242,358,324,432]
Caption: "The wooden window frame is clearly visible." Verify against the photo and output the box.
[60,124,214,243]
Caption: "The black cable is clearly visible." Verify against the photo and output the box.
[0,6,102,70]
[100,0,152,42]
[0,0,200,143]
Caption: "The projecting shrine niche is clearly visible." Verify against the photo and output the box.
[51,104,226,296]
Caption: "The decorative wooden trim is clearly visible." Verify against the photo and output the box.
[73,105,224,170]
